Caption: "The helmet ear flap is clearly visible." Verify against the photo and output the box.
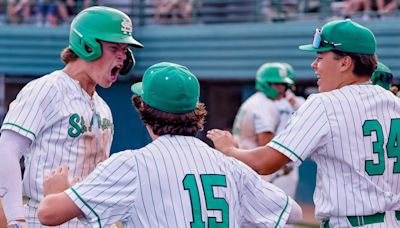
[120,48,135,75]
[70,29,102,61]
[256,82,280,99]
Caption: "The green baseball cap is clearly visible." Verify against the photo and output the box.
[299,19,376,55]
[131,62,200,113]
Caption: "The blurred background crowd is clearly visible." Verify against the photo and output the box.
[1,0,399,27]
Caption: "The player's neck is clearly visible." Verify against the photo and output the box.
[146,126,158,141]
[338,74,371,89]
[63,65,96,96]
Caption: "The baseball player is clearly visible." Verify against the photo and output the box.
[0,6,143,227]
[37,62,303,227]
[208,19,400,227]
[232,63,293,149]
[232,62,299,200]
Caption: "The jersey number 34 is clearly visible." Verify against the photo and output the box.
[183,174,229,228]
[363,118,400,176]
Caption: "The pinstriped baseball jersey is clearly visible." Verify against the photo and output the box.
[268,84,400,221]
[65,135,293,228]
[232,92,280,149]
[1,70,113,227]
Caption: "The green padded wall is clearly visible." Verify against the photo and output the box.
[1,20,399,81]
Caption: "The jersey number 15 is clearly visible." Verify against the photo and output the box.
[363,118,400,176]
[183,174,229,228]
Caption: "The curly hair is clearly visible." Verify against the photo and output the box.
[60,47,79,64]
[132,95,207,136]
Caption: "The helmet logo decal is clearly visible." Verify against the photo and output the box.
[279,68,287,78]
[121,18,132,35]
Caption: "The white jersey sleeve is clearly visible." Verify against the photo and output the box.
[2,78,60,141]
[268,94,330,165]
[65,151,136,227]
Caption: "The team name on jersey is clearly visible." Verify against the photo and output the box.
[68,113,113,137]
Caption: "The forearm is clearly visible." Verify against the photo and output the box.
[0,165,24,223]
[207,129,290,174]
[256,132,274,147]
[226,146,290,175]
[38,192,83,226]
[0,130,31,224]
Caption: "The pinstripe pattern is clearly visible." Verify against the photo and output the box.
[268,84,400,222]
[66,135,293,227]
[1,70,114,227]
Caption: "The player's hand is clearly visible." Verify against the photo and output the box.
[286,90,298,108]
[206,129,238,155]
[43,165,71,196]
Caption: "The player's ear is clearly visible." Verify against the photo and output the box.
[340,55,353,72]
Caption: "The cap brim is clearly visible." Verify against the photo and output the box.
[127,37,144,48]
[267,77,294,85]
[284,77,294,85]
[299,44,333,52]
[120,36,144,48]
[131,82,143,95]
[106,35,144,48]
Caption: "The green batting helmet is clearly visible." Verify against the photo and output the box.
[256,63,294,99]
[371,62,393,90]
[69,6,143,62]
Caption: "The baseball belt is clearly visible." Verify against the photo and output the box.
[323,211,400,227]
